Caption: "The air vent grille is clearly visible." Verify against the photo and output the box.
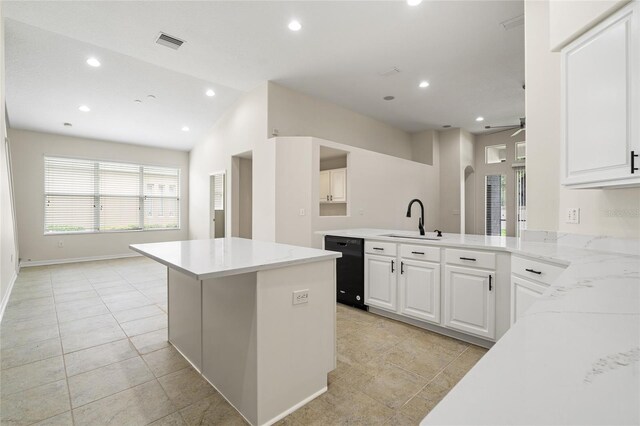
[156,32,185,50]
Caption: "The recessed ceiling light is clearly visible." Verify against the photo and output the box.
[407,0,423,6]
[181,126,190,132]
[476,116,484,122]
[206,89,215,97]
[419,81,430,88]
[79,105,90,112]
[86,57,101,67]
[147,95,156,99]
[383,96,395,101]
[288,20,302,31]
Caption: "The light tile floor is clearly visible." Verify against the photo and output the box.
[0,257,486,425]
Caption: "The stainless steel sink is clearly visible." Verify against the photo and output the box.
[381,234,442,241]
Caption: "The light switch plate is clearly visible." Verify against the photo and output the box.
[566,208,580,224]
[292,289,309,305]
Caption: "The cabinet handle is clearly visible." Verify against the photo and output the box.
[632,151,638,174]
[326,195,329,201]
[525,268,542,275]
[411,251,425,255]
[400,261,404,274]
[489,275,493,291]
[391,260,395,273]
[460,257,476,261]
[373,247,384,251]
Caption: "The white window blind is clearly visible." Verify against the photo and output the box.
[44,157,180,234]
[212,174,224,210]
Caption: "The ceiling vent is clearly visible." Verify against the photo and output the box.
[500,14,524,31]
[379,67,401,77]
[156,32,185,50]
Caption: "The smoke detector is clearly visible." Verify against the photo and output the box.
[156,32,185,50]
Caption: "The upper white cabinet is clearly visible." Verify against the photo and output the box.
[561,2,639,188]
[319,168,347,203]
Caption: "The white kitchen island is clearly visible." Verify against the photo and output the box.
[129,238,341,426]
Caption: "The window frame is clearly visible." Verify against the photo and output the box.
[43,156,181,236]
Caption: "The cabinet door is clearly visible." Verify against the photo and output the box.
[365,254,396,312]
[561,3,639,187]
[329,169,347,202]
[319,171,331,203]
[510,276,547,325]
[399,259,440,324]
[443,265,495,339]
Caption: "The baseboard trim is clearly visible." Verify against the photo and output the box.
[0,271,18,323]
[368,307,495,349]
[20,252,142,268]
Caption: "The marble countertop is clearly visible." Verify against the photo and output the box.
[318,228,640,425]
[130,238,341,281]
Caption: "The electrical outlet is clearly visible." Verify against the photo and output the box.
[299,208,305,216]
[292,289,309,305]
[566,208,580,224]
[58,240,64,248]
[359,209,364,216]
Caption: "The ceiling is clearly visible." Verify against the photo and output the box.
[3,1,525,150]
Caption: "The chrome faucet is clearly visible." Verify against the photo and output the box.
[406,199,425,236]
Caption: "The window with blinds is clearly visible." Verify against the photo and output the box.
[44,157,180,234]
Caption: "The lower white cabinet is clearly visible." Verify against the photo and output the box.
[443,265,496,339]
[364,254,397,311]
[399,259,440,324]
[510,276,547,324]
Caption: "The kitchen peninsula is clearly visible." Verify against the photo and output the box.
[130,238,341,426]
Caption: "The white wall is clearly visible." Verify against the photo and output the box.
[459,130,474,234]
[549,0,631,50]
[9,129,189,263]
[526,0,640,238]
[267,82,415,161]
[438,129,462,233]
[189,84,274,241]
[271,137,441,248]
[1,3,20,313]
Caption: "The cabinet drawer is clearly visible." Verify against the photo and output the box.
[365,241,397,256]
[400,244,440,262]
[511,255,566,286]
[445,248,495,270]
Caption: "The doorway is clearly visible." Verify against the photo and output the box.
[231,151,253,239]
[209,172,226,238]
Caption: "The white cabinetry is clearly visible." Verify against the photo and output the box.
[561,2,639,188]
[443,265,496,340]
[510,255,567,324]
[319,168,347,203]
[365,254,396,311]
[511,276,547,324]
[399,259,440,323]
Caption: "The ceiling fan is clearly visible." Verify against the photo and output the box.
[484,117,526,137]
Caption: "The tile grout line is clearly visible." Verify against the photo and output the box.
[48,268,76,426]
[396,345,472,416]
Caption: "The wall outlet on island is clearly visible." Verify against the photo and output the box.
[566,208,580,224]
[292,289,309,305]
[58,240,64,248]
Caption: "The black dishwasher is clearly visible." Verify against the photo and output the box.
[325,236,366,310]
